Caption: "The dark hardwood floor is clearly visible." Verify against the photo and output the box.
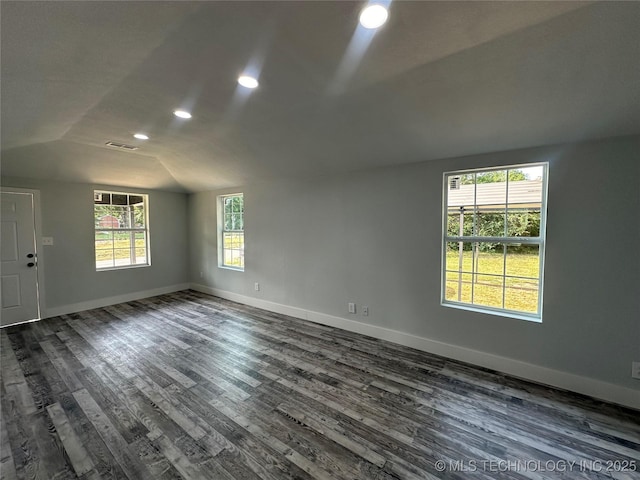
[1,290,638,480]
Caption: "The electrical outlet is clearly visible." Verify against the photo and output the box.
[42,237,54,246]
[362,306,369,316]
[632,362,640,380]
[200,271,203,278]
[348,303,356,314]
[254,282,260,291]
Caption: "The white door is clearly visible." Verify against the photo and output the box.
[1,192,40,326]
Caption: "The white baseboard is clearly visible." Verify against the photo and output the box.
[44,283,190,318]
[190,283,640,410]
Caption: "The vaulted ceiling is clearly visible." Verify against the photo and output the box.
[2,1,639,193]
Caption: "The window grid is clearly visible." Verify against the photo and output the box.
[219,193,244,270]
[443,243,540,311]
[442,164,547,319]
[94,191,149,270]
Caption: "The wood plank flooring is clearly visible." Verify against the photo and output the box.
[1,290,638,480]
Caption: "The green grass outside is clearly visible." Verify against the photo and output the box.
[445,250,539,313]
[95,232,146,261]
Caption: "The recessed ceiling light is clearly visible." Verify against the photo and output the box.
[359,4,388,29]
[133,133,149,140]
[238,75,259,89]
[174,110,192,119]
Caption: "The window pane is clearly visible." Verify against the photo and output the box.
[113,248,132,266]
[447,175,475,234]
[112,194,127,205]
[445,272,473,303]
[446,208,474,237]
[475,171,507,237]
[95,230,114,269]
[472,274,504,309]
[96,249,115,269]
[223,232,233,250]
[233,233,244,251]
[519,165,544,182]
[505,277,539,313]
[507,167,543,205]
[475,243,504,276]
[113,231,132,245]
[222,232,244,268]
[506,208,540,238]
[505,245,539,278]
[447,211,460,237]
[506,165,542,240]
[224,248,233,265]
[462,209,475,236]
[134,248,147,264]
[474,169,507,185]
[444,241,459,270]
[133,205,145,227]
[444,280,457,302]
[112,232,135,267]
[94,192,111,205]
[95,231,113,250]
[445,242,474,272]
[95,205,127,227]
[95,206,120,229]
[119,207,132,228]
[476,210,505,237]
[503,243,540,313]
[229,213,238,230]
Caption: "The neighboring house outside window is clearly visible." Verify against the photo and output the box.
[218,193,244,270]
[442,164,548,321]
[94,191,149,270]
[98,215,120,229]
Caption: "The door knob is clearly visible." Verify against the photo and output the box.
[27,253,34,258]
[27,262,35,267]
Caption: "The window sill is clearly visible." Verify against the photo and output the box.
[96,264,151,272]
[441,301,542,323]
[218,265,244,272]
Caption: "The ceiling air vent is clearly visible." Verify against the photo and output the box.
[105,141,138,151]
[449,176,461,190]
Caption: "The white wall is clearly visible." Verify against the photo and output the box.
[1,177,189,315]
[189,136,640,402]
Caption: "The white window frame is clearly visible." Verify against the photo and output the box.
[217,193,244,271]
[441,163,548,321]
[94,190,150,271]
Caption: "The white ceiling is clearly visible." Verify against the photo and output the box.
[2,1,639,193]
